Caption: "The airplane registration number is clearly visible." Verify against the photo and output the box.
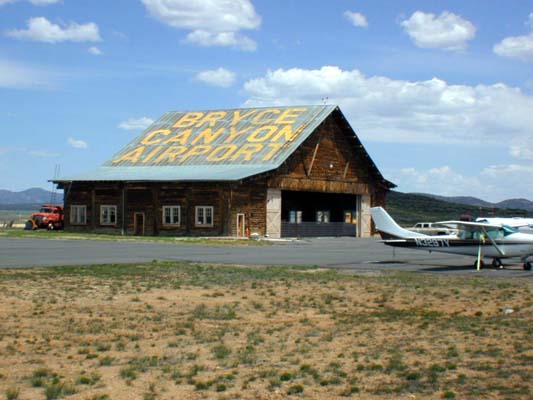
[414,238,450,247]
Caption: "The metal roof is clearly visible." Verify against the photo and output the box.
[57,105,338,182]
[55,104,393,188]
[59,164,278,182]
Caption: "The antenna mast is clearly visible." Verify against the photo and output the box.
[50,164,60,205]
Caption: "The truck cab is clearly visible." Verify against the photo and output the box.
[411,222,455,236]
[25,204,64,230]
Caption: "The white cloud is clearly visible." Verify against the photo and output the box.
[0,0,60,6]
[6,17,101,43]
[387,166,489,198]
[242,66,533,159]
[118,117,154,131]
[141,0,260,51]
[482,164,533,179]
[0,146,60,158]
[401,11,476,51]
[27,149,60,157]
[509,137,533,160]
[29,0,61,5]
[480,164,533,200]
[185,30,256,51]
[0,59,50,89]
[68,137,88,149]
[196,67,236,87]
[386,164,533,201]
[88,46,103,55]
[493,33,533,61]
[344,11,368,28]
[493,13,533,62]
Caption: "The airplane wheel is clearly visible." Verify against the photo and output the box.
[492,259,503,269]
[474,260,484,269]
[524,262,532,271]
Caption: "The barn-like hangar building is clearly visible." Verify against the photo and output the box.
[54,105,394,238]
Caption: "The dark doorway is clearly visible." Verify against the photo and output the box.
[134,212,145,236]
[281,190,359,237]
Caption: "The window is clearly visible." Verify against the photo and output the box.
[195,206,214,227]
[316,210,330,223]
[70,205,87,225]
[289,210,302,224]
[163,205,180,226]
[100,205,117,225]
[344,210,357,224]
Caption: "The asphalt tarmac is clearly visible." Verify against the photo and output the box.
[1,236,532,277]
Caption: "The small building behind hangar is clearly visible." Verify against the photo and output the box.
[54,105,394,238]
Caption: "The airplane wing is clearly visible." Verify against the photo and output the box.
[435,221,503,230]
[477,217,533,228]
[502,222,533,229]
[436,220,506,256]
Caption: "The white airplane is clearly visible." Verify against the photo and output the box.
[370,207,533,271]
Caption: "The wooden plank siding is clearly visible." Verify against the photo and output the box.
[63,112,389,237]
[267,117,374,196]
[64,181,269,237]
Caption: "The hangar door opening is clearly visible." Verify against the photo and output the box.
[280,190,360,237]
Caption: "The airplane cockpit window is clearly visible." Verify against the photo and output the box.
[502,225,518,236]
[486,229,504,239]
[459,230,473,240]
[460,229,506,240]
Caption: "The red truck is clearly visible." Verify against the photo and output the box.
[25,205,64,230]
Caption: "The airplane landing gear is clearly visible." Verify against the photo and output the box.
[524,262,532,271]
[492,258,503,269]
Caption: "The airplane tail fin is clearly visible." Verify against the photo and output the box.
[370,207,426,239]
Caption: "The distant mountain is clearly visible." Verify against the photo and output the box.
[387,191,533,225]
[0,188,62,205]
[414,193,533,212]
[496,199,533,212]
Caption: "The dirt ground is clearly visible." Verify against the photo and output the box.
[0,263,531,400]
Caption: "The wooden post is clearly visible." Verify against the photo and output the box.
[121,184,125,236]
[152,184,160,236]
[91,187,96,230]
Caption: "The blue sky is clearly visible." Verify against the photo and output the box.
[1,0,533,202]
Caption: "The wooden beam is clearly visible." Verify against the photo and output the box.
[91,187,96,230]
[343,161,350,179]
[307,140,321,176]
[152,184,160,236]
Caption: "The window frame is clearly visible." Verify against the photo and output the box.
[344,210,357,224]
[70,205,87,225]
[162,205,181,226]
[316,210,330,223]
[100,205,117,226]
[288,210,302,224]
[195,206,214,227]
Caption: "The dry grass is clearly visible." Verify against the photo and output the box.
[0,262,531,399]
[0,228,271,246]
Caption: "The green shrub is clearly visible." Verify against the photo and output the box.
[287,385,304,394]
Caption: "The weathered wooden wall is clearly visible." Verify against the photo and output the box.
[267,116,378,194]
[264,115,389,237]
[63,112,390,237]
[64,181,268,237]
